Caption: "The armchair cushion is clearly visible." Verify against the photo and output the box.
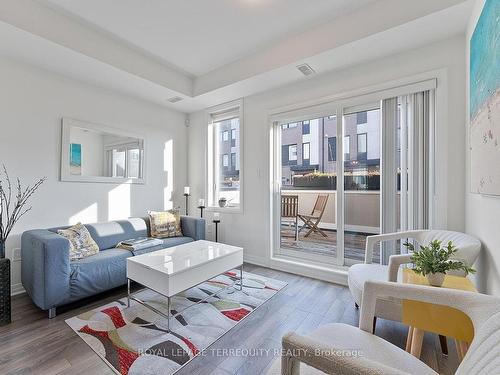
[348,263,402,322]
[277,323,436,375]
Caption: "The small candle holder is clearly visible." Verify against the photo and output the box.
[198,205,206,218]
[183,193,190,216]
[212,219,221,242]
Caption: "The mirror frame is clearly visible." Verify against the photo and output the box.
[60,118,146,184]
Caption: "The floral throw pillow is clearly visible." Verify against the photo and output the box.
[148,209,183,238]
[58,223,100,261]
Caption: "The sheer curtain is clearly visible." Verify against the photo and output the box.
[380,89,435,263]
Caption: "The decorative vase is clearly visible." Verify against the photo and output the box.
[218,198,227,208]
[426,272,445,287]
[0,242,11,326]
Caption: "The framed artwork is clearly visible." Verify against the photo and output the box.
[470,0,500,194]
[70,143,82,175]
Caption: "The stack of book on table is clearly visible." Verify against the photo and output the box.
[117,237,163,251]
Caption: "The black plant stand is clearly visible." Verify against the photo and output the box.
[213,220,220,242]
[183,193,190,216]
[0,258,11,326]
[198,206,206,218]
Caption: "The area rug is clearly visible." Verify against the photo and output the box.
[66,270,286,375]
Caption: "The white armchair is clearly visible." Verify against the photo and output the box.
[270,281,500,375]
[348,230,481,323]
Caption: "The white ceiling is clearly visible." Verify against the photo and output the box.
[43,0,377,76]
[0,0,472,112]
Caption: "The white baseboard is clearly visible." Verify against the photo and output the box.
[11,282,25,296]
[244,253,348,286]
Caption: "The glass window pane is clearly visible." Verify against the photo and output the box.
[344,136,350,160]
[112,149,126,177]
[215,117,240,206]
[343,108,381,264]
[289,145,297,161]
[127,148,140,178]
[302,142,310,160]
[279,115,337,260]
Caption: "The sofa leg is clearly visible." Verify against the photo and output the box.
[355,302,359,309]
[48,307,56,319]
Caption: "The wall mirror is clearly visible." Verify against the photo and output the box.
[60,118,146,184]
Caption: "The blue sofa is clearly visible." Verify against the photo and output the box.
[21,216,205,318]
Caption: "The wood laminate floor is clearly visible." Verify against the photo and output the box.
[281,228,381,263]
[0,264,459,375]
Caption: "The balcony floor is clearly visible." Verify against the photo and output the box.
[280,226,380,264]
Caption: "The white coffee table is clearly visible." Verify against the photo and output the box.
[126,240,243,331]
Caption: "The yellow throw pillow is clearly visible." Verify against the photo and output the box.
[148,209,183,238]
[58,223,100,261]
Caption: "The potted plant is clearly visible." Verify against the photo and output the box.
[404,240,475,287]
[0,166,45,325]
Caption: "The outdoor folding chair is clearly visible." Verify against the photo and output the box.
[281,195,299,241]
[298,194,329,238]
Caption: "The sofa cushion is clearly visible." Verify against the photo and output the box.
[69,248,132,302]
[132,236,194,256]
[51,218,149,251]
[57,223,100,260]
[148,210,183,238]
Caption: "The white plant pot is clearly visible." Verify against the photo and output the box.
[426,272,446,287]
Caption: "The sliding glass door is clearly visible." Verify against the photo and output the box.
[272,86,435,267]
[274,112,340,265]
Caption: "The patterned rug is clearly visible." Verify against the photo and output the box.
[66,271,286,375]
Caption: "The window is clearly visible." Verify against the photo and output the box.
[231,152,236,170]
[356,111,367,124]
[282,144,297,166]
[207,100,243,210]
[105,141,144,178]
[302,121,310,135]
[328,137,337,161]
[357,133,367,160]
[288,122,298,128]
[289,144,297,161]
[231,128,236,147]
[302,142,310,164]
[344,135,350,161]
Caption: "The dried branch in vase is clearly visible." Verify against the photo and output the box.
[0,165,46,258]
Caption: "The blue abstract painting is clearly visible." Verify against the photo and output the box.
[470,0,500,194]
[70,143,82,175]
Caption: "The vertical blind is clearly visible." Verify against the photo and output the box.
[380,89,434,263]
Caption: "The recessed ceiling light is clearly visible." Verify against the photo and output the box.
[296,63,316,76]
[167,96,183,103]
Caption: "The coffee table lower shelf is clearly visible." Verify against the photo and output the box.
[126,264,243,332]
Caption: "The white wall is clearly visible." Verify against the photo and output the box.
[0,57,188,294]
[188,36,466,273]
[465,0,499,295]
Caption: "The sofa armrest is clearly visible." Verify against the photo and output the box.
[21,229,71,310]
[181,216,206,241]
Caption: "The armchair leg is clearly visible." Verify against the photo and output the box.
[354,302,359,309]
[282,355,300,375]
[439,335,448,355]
[48,307,56,319]
[372,317,377,334]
